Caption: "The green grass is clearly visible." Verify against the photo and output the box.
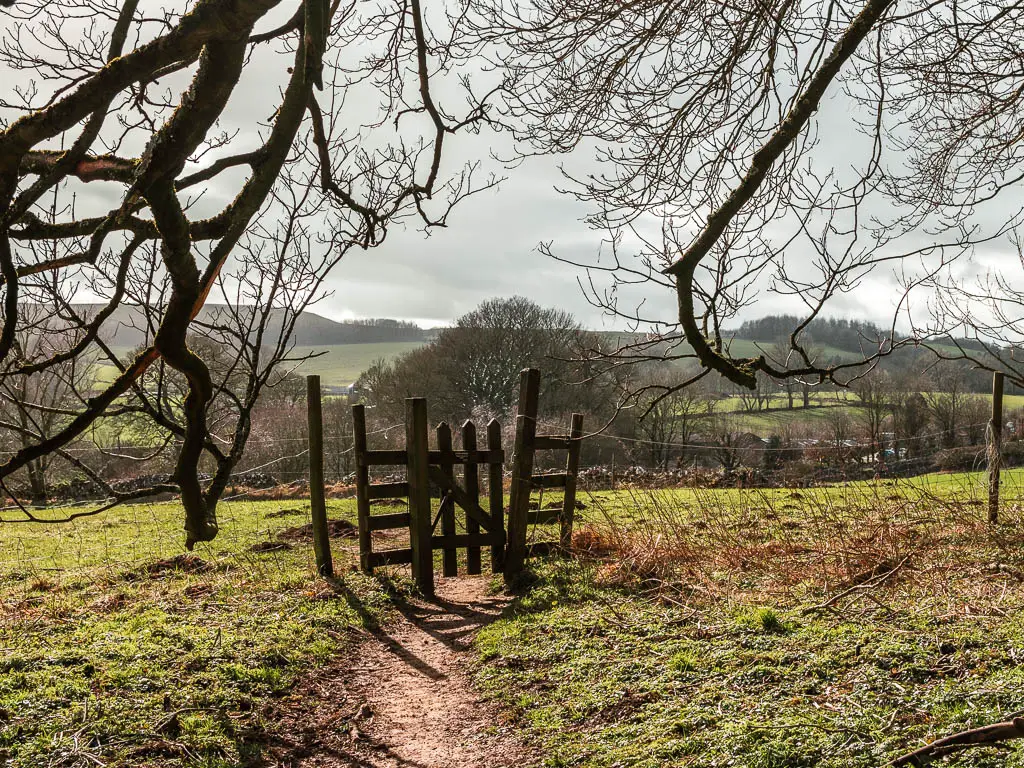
[0,498,399,768]
[475,472,1024,767]
[7,469,1024,767]
[719,403,859,433]
[1004,394,1024,411]
[270,342,424,386]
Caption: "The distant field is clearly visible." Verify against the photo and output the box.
[93,341,425,389]
[715,390,1024,433]
[287,342,424,385]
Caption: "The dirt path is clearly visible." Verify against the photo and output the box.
[266,576,537,768]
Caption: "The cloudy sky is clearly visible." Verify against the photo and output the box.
[2,1,1017,336]
[318,148,630,329]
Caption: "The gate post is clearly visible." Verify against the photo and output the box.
[307,375,333,577]
[989,371,1004,524]
[506,368,540,582]
[561,413,584,550]
[487,419,505,573]
[406,398,434,596]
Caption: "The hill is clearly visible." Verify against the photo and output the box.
[69,304,426,349]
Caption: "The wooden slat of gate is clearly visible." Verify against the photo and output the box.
[426,466,496,534]
[407,398,434,596]
[363,449,408,466]
[506,368,540,578]
[437,423,458,577]
[561,413,584,549]
[366,481,409,500]
[368,549,414,568]
[531,473,568,489]
[352,404,373,572]
[431,533,493,548]
[427,449,504,464]
[462,420,482,575]
[367,512,411,531]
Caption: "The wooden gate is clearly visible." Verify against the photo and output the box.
[351,369,584,595]
[352,399,506,596]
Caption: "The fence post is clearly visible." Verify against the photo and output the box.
[463,420,482,575]
[561,413,584,550]
[488,418,505,574]
[506,368,540,581]
[352,404,372,572]
[989,371,1004,524]
[306,375,333,577]
[406,397,434,596]
[437,422,457,577]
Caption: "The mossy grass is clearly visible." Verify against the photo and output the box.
[0,498,391,767]
[475,474,1024,767]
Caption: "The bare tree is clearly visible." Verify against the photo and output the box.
[360,296,588,424]
[735,372,772,414]
[0,306,91,504]
[633,364,710,470]
[852,371,894,457]
[923,361,975,449]
[471,0,1024,404]
[0,0,491,543]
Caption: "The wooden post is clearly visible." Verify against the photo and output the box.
[352,404,372,572]
[989,371,1004,524]
[561,413,584,550]
[505,368,540,581]
[437,422,457,577]
[406,398,434,595]
[306,375,333,577]
[487,418,505,573]
[463,420,482,575]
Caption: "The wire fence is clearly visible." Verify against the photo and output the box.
[2,406,1021,608]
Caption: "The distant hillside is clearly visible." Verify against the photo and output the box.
[69,304,426,349]
[730,314,996,357]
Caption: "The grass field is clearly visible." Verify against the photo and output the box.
[712,390,1024,434]
[286,342,424,386]
[0,498,396,768]
[5,470,1024,766]
[476,471,1024,767]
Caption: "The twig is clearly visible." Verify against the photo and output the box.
[802,554,911,615]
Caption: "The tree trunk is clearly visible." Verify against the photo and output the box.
[27,460,47,507]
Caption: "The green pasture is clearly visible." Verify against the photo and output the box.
[478,469,1024,767]
[270,341,424,386]
[5,468,1024,766]
[0,497,388,768]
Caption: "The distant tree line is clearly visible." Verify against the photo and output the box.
[734,315,888,353]
[288,317,425,346]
